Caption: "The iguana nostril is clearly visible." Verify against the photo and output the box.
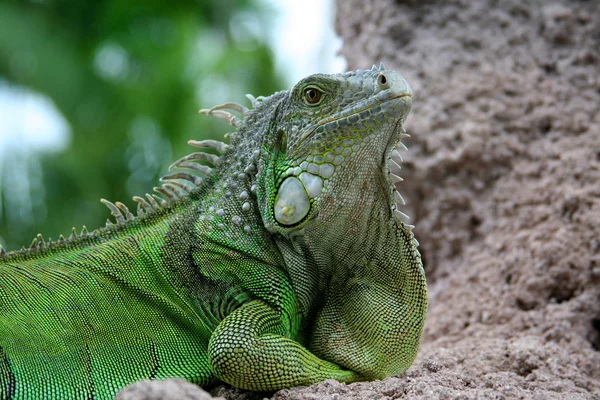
[377,73,388,87]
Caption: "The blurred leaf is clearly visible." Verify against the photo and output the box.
[0,0,282,250]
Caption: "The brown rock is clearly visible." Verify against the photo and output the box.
[330,0,600,398]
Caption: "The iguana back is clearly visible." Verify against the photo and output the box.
[0,66,427,399]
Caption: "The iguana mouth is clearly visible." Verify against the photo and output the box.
[316,92,412,128]
[293,93,412,152]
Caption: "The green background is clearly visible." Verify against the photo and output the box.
[0,0,283,250]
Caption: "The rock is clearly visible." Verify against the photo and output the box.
[116,379,222,400]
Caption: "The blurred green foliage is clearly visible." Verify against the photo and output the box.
[0,0,283,250]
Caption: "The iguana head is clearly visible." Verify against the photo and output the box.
[257,64,413,242]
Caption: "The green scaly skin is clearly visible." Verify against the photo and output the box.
[0,65,427,399]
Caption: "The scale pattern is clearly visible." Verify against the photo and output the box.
[0,66,427,399]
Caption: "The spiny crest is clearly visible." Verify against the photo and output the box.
[2,94,260,258]
[102,96,256,225]
[371,62,387,72]
[0,226,94,259]
[388,127,415,232]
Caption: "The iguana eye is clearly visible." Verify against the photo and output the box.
[304,87,322,104]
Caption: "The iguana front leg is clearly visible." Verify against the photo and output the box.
[208,299,360,391]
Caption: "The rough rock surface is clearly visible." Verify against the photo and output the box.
[116,0,600,398]
[330,0,600,398]
[116,379,222,400]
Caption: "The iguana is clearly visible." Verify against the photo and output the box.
[0,65,427,399]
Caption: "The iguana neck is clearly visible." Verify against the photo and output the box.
[275,170,421,318]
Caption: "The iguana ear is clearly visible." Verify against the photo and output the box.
[256,101,315,233]
[260,128,290,229]
[262,131,315,230]
[274,129,287,155]
[273,175,310,226]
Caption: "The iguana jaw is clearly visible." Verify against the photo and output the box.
[292,92,413,154]
[316,92,412,127]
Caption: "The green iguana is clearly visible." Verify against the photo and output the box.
[0,65,427,399]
